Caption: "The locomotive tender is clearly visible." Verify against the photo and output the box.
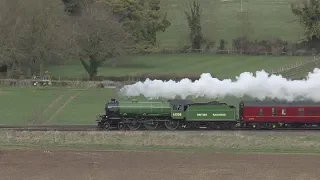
[96,98,320,130]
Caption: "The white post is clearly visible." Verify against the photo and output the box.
[6,131,10,143]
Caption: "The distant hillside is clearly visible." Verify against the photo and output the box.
[157,0,303,49]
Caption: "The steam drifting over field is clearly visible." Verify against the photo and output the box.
[119,68,320,101]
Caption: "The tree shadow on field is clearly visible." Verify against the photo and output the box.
[102,56,156,69]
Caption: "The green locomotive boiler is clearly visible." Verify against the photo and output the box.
[96,98,238,130]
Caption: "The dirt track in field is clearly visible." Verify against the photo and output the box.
[0,150,320,180]
[0,90,7,95]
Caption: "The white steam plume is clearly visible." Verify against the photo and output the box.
[119,68,320,102]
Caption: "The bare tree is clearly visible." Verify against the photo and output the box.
[20,0,72,77]
[0,0,26,77]
[0,0,72,78]
[70,0,133,80]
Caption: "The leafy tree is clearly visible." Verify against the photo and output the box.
[62,0,171,50]
[291,0,320,50]
[71,0,133,80]
[79,55,103,80]
[104,0,171,48]
[184,0,204,51]
[144,0,171,45]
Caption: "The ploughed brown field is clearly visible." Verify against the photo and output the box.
[1,150,320,180]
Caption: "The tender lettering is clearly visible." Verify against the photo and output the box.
[212,113,227,116]
[197,113,208,117]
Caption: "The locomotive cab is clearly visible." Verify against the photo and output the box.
[169,99,194,120]
[105,98,120,115]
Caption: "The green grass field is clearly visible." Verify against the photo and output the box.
[0,87,111,125]
[48,53,309,80]
[157,0,303,48]
[0,86,256,125]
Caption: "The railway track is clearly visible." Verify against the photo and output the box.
[0,125,98,131]
[0,125,320,131]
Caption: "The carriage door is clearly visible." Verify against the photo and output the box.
[281,108,286,116]
[171,104,185,120]
[275,107,287,116]
[272,107,278,116]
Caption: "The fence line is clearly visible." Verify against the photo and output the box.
[266,56,320,74]
[276,59,320,79]
[141,48,317,57]
[0,79,123,88]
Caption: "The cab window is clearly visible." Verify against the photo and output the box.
[173,105,183,111]
[258,108,263,115]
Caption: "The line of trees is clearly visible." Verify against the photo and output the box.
[0,0,171,79]
[0,0,319,80]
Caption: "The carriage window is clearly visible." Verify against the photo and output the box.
[272,108,277,116]
[307,109,312,116]
[281,108,286,115]
[258,108,263,115]
[314,110,319,115]
[298,108,304,116]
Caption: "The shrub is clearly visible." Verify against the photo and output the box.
[103,73,216,82]
[217,39,228,54]
[96,83,104,88]
[231,36,288,55]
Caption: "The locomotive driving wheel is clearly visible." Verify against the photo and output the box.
[117,122,126,130]
[103,122,111,130]
[143,118,159,130]
[127,119,142,130]
[165,120,179,130]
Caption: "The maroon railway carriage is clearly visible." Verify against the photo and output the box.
[239,100,320,129]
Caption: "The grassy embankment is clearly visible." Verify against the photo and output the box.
[1,130,320,154]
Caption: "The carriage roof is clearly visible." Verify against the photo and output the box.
[241,100,320,107]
